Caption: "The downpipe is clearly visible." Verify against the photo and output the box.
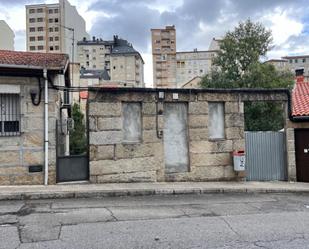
[44,68,49,185]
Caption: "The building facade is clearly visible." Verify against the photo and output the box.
[25,0,89,62]
[0,20,14,50]
[264,59,289,72]
[151,25,177,88]
[176,49,217,88]
[78,36,144,87]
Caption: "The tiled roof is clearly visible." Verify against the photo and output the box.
[292,82,309,116]
[0,50,69,70]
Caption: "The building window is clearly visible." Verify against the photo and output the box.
[49,19,53,23]
[113,66,116,70]
[49,27,53,32]
[303,58,306,63]
[37,18,43,22]
[29,37,35,42]
[50,46,54,51]
[48,9,53,14]
[55,18,59,23]
[122,103,142,143]
[86,61,89,66]
[295,59,298,63]
[29,27,35,32]
[29,18,35,23]
[54,9,59,13]
[0,94,21,137]
[38,27,44,32]
[49,37,53,41]
[55,46,59,50]
[208,102,225,139]
[37,8,43,13]
[30,46,36,51]
[29,9,35,14]
[289,59,293,64]
[37,36,44,41]
[54,27,59,32]
[55,36,59,41]
[38,45,44,50]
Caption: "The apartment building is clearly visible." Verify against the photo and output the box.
[25,0,89,62]
[77,36,114,74]
[110,37,144,87]
[282,55,309,77]
[151,25,176,88]
[264,59,289,71]
[0,20,14,50]
[78,36,144,87]
[176,49,217,88]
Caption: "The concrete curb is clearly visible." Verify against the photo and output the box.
[0,182,309,200]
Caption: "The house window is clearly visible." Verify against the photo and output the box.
[122,102,142,143]
[289,59,293,64]
[55,46,59,50]
[38,27,44,32]
[29,37,35,42]
[29,9,35,14]
[37,18,43,22]
[303,58,306,63]
[208,102,225,139]
[49,19,53,23]
[295,59,298,63]
[0,94,20,136]
[50,46,54,51]
[55,18,59,23]
[37,8,43,13]
[55,36,59,41]
[48,9,53,14]
[54,9,59,13]
[49,37,53,42]
[54,27,59,32]
[37,36,44,41]
[49,28,53,32]
[38,45,44,50]
[29,18,35,23]
[29,27,35,32]
[30,46,36,51]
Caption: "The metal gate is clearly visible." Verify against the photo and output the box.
[56,118,89,183]
[245,131,287,181]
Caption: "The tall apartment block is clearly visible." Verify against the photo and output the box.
[25,0,89,62]
[151,25,176,88]
[77,36,144,87]
[0,20,14,50]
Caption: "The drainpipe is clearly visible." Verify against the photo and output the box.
[43,68,49,186]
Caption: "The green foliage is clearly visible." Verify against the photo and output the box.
[69,103,87,155]
[200,19,294,131]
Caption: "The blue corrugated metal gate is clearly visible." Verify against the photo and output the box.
[245,131,287,181]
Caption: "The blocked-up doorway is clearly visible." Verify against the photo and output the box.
[163,103,189,174]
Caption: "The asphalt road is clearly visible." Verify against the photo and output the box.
[1,193,309,249]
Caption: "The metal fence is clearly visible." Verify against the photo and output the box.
[245,131,287,181]
[0,94,20,137]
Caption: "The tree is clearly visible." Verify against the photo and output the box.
[201,19,294,131]
[69,103,87,155]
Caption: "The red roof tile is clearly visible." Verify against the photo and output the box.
[292,82,309,116]
[0,50,69,70]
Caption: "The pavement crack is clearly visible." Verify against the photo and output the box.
[104,207,118,221]
[218,216,241,238]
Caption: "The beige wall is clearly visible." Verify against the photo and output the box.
[0,20,14,50]
[0,76,61,185]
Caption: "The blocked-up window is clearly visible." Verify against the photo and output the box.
[122,103,142,143]
[208,102,225,139]
[0,94,20,136]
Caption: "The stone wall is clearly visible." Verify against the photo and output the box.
[88,89,258,183]
[0,76,59,185]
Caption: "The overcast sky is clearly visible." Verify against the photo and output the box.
[1,0,309,85]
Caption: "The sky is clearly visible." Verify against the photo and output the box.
[1,0,309,85]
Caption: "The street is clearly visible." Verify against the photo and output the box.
[1,193,309,249]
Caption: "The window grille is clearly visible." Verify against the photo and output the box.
[0,94,21,136]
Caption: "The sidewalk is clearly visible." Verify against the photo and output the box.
[0,181,309,200]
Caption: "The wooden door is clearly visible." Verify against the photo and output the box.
[295,129,309,182]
